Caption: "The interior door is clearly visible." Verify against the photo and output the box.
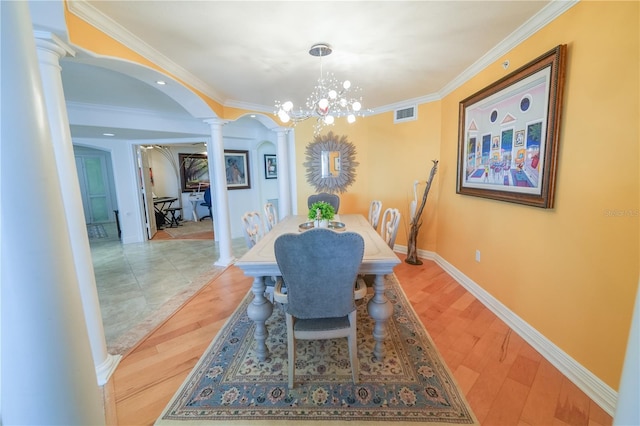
[75,154,112,224]
[138,147,157,239]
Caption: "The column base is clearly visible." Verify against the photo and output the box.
[96,353,122,386]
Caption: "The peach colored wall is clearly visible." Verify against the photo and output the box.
[291,103,442,250]
[64,0,638,389]
[436,1,638,389]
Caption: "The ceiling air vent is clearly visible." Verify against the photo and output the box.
[394,105,417,123]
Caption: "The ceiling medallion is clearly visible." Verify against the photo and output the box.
[275,43,365,135]
[303,131,359,194]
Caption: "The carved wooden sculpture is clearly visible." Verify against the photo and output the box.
[406,160,439,265]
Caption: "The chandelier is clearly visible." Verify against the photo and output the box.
[275,43,364,135]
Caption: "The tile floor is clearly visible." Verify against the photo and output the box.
[89,222,248,354]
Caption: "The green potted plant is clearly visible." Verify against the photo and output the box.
[308,201,335,228]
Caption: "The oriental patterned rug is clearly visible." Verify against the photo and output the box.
[156,275,477,425]
[87,223,108,239]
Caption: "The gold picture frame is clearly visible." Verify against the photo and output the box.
[456,45,567,208]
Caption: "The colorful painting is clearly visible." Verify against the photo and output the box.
[456,45,566,208]
[224,150,250,190]
[179,153,209,192]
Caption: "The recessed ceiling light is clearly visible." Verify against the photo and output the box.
[156,80,166,85]
[102,133,115,137]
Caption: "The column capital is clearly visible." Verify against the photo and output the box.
[34,31,75,59]
[275,127,291,135]
[203,117,230,128]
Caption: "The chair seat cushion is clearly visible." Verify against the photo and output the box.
[294,316,350,332]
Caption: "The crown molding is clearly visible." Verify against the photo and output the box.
[66,101,193,120]
[67,0,225,105]
[224,99,274,115]
[67,0,577,115]
[372,93,440,115]
[438,0,578,99]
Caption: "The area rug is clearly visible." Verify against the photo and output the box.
[156,275,478,425]
[164,220,214,239]
[87,223,108,239]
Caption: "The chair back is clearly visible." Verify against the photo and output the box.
[263,202,278,232]
[241,211,263,248]
[307,193,340,214]
[368,200,383,231]
[380,208,401,249]
[274,228,364,319]
[203,187,212,206]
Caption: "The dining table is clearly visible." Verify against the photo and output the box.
[235,214,401,362]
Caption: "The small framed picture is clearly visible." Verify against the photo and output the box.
[224,150,250,190]
[264,154,277,179]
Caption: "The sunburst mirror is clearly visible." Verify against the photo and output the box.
[303,131,359,194]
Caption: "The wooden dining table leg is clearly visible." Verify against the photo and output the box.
[246,276,273,361]
[367,273,393,361]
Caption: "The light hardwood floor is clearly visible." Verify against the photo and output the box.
[106,254,613,426]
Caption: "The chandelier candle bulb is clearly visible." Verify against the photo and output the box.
[274,43,367,135]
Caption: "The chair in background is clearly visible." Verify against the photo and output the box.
[263,202,278,232]
[380,208,401,250]
[199,187,212,221]
[273,228,364,388]
[241,211,264,248]
[242,210,278,302]
[368,200,383,231]
[307,193,340,214]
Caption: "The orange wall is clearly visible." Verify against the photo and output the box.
[292,103,442,251]
[436,1,638,389]
[65,0,638,389]
[290,1,639,390]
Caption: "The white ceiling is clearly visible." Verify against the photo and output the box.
[34,1,577,140]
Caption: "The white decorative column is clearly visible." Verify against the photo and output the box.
[1,2,105,424]
[205,118,235,265]
[614,280,640,425]
[276,128,292,218]
[35,31,121,386]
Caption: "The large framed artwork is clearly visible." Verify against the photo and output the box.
[179,153,209,192]
[456,45,567,208]
[224,150,251,190]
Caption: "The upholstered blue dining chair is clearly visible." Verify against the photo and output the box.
[307,193,340,214]
[273,228,364,388]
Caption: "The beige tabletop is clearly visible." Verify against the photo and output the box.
[235,214,400,362]
[235,214,400,276]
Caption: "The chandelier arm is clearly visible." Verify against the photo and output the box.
[274,43,366,135]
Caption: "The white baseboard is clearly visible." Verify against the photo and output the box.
[394,244,617,415]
